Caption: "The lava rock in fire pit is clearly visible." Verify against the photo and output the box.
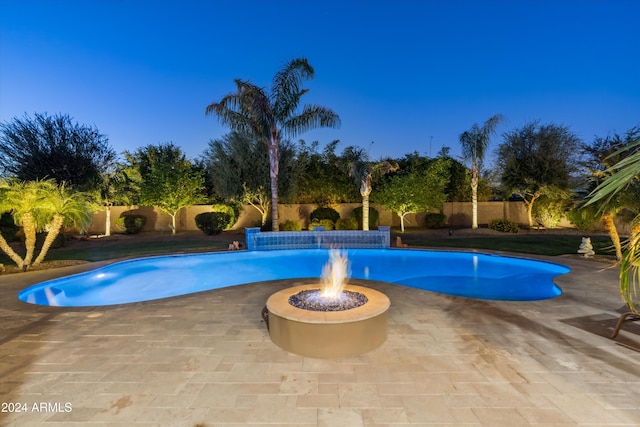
[289,289,368,312]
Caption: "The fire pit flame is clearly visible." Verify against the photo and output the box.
[320,249,349,300]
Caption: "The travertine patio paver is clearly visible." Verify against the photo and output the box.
[1,252,639,426]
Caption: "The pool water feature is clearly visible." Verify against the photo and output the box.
[18,249,570,307]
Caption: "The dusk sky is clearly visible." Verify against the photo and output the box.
[1,0,639,166]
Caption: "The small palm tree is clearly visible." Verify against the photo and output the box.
[0,179,92,270]
[206,57,340,231]
[344,146,398,231]
[588,132,640,311]
[32,182,93,265]
[459,114,503,229]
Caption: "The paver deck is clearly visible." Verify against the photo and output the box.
[1,252,639,426]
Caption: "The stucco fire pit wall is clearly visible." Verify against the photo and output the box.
[266,283,390,359]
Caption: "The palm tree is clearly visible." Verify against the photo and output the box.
[0,179,45,270]
[0,179,93,270]
[205,57,340,231]
[459,114,503,229]
[344,146,398,231]
[588,131,640,311]
[32,182,93,265]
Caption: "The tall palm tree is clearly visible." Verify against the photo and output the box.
[459,114,503,229]
[205,57,340,231]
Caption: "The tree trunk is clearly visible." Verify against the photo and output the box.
[362,194,370,231]
[171,213,177,235]
[0,233,25,268]
[471,168,479,229]
[400,213,406,233]
[21,213,37,271]
[269,134,280,232]
[602,212,622,260]
[33,215,64,266]
[522,192,541,228]
[105,206,111,237]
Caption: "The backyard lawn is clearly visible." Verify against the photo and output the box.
[0,227,618,274]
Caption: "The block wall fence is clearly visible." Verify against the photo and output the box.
[86,201,575,234]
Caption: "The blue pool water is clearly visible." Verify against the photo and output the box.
[18,249,570,307]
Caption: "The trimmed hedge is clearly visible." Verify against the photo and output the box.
[424,213,447,229]
[114,214,147,234]
[488,218,520,233]
[195,212,231,235]
[310,207,340,223]
[211,204,238,230]
[280,220,302,231]
[335,217,358,230]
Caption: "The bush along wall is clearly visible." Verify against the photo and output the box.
[114,214,147,234]
[351,207,379,230]
[309,207,340,224]
[195,212,231,235]
[488,218,520,233]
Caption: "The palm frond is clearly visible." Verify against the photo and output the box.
[283,105,341,138]
[620,222,640,312]
[586,138,640,209]
[272,58,314,120]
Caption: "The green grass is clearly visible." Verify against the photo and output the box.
[0,230,618,267]
[405,235,615,257]
[0,235,230,265]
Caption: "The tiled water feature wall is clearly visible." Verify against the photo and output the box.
[245,226,391,250]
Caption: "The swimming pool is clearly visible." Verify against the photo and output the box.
[18,249,570,307]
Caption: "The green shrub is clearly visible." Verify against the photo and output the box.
[424,213,447,229]
[308,219,334,230]
[533,190,573,228]
[211,204,239,230]
[195,212,230,235]
[310,207,340,223]
[280,220,302,231]
[488,218,520,233]
[566,208,600,231]
[115,214,147,234]
[335,217,358,230]
[0,212,19,242]
[351,207,379,229]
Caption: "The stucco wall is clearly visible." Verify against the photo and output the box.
[86,201,551,234]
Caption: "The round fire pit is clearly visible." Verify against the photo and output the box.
[265,283,390,359]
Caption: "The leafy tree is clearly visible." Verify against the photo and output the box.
[241,183,271,227]
[374,158,450,232]
[345,146,398,230]
[0,113,116,191]
[205,57,340,231]
[295,139,359,204]
[125,143,206,234]
[92,164,138,236]
[459,114,503,228]
[0,179,92,270]
[496,121,581,227]
[202,132,300,222]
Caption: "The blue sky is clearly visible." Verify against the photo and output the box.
[1,0,639,165]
